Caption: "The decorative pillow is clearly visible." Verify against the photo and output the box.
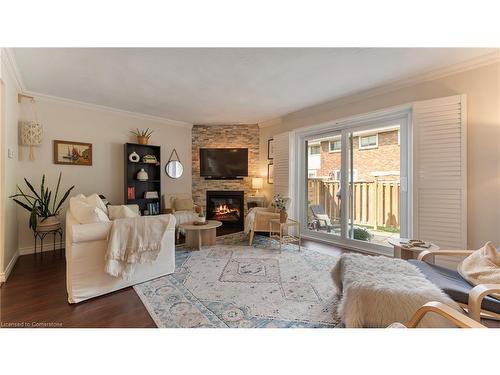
[458,241,500,297]
[107,205,140,220]
[174,197,194,211]
[69,197,110,224]
[86,193,108,215]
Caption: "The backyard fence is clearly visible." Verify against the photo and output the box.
[307,178,400,229]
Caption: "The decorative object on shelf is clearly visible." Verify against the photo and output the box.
[137,168,149,181]
[130,128,154,145]
[128,151,140,163]
[9,172,75,231]
[267,163,274,184]
[165,148,183,179]
[18,94,43,161]
[271,194,288,223]
[53,140,92,166]
[144,191,159,199]
[267,138,274,159]
[142,154,159,164]
[127,186,136,199]
[251,177,263,195]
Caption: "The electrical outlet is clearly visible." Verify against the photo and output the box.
[8,148,14,159]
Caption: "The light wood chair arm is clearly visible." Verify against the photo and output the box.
[405,301,486,328]
[418,249,474,262]
[468,284,500,321]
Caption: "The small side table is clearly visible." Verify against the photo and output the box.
[34,227,64,257]
[247,195,266,210]
[269,218,301,252]
[388,237,439,260]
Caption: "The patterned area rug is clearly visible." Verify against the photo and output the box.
[133,233,341,328]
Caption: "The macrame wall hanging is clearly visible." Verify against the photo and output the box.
[19,94,43,161]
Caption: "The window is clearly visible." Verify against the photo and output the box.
[332,169,357,181]
[329,140,341,152]
[359,134,378,149]
[309,145,321,155]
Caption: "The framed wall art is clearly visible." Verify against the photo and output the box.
[267,163,274,184]
[267,138,274,159]
[53,140,93,166]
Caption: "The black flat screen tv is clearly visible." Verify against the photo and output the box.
[199,148,248,179]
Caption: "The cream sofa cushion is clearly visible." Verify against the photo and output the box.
[69,196,110,224]
[108,205,140,220]
[173,197,194,211]
[86,193,108,215]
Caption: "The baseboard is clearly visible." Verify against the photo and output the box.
[18,242,64,256]
[0,251,19,283]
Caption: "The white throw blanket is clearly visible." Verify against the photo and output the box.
[331,253,462,327]
[105,215,172,279]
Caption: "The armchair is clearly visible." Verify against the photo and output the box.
[163,194,201,240]
[409,250,500,322]
[245,197,291,245]
[390,301,485,328]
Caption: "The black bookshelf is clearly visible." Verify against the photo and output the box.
[124,143,161,215]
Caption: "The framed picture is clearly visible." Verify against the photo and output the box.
[53,140,93,166]
[267,139,274,159]
[267,163,274,184]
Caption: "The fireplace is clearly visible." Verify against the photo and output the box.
[206,190,244,235]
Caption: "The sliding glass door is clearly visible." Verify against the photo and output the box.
[302,115,408,255]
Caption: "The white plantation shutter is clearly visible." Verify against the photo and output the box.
[412,95,467,255]
[272,131,295,215]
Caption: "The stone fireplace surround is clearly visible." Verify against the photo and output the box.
[192,124,260,226]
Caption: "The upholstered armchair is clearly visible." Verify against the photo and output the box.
[163,194,201,240]
[245,198,291,245]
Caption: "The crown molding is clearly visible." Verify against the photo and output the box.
[22,90,193,128]
[0,48,25,91]
[259,50,500,128]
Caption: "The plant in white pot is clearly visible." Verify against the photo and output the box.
[196,206,206,223]
[10,172,75,232]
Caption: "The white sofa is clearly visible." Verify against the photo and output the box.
[65,211,176,304]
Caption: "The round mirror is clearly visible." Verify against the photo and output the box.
[165,160,184,179]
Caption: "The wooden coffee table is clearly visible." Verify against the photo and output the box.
[179,220,222,250]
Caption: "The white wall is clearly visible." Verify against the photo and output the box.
[14,97,192,254]
[0,50,20,279]
[259,61,500,249]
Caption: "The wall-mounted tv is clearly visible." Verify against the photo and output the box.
[199,148,248,179]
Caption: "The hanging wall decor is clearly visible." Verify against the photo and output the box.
[165,148,184,179]
[18,94,43,160]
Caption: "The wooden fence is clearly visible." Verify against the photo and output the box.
[307,178,400,229]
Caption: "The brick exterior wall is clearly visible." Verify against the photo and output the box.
[316,130,400,181]
[192,124,259,215]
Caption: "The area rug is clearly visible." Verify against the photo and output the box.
[133,233,341,328]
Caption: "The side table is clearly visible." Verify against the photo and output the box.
[388,237,439,260]
[269,218,301,252]
[247,195,266,210]
[34,227,64,257]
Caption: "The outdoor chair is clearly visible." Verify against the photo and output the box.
[309,204,340,233]
[409,250,500,322]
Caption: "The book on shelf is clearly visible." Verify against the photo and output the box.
[127,186,135,200]
[146,202,160,215]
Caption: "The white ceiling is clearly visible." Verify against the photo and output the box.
[12,48,496,125]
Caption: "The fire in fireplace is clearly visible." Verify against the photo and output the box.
[206,190,244,234]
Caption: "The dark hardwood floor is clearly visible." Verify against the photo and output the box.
[1,240,498,328]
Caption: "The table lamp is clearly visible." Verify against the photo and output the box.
[252,177,263,195]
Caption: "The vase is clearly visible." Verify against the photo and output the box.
[128,151,140,162]
[137,136,148,145]
[196,216,206,223]
[37,215,61,232]
[137,168,149,181]
[280,210,288,223]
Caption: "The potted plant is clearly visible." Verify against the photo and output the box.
[272,194,288,223]
[10,173,75,232]
[130,128,154,145]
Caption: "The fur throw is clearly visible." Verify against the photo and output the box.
[331,253,461,328]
